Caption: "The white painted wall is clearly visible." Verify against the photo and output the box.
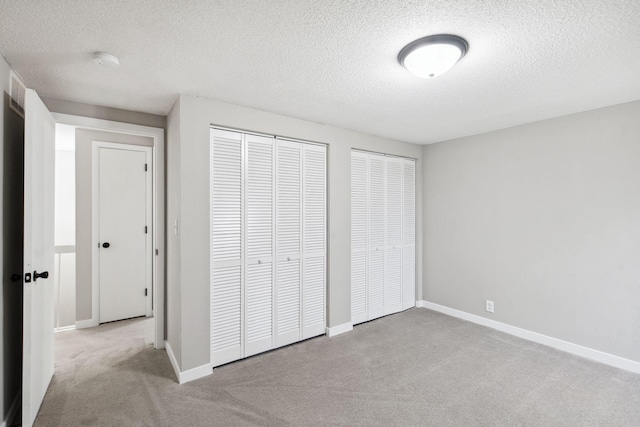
[167,94,423,372]
[54,124,76,328]
[423,100,640,363]
[166,102,182,366]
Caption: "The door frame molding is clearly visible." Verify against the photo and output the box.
[93,142,153,321]
[52,113,165,349]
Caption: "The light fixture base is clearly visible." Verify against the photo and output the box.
[93,52,120,68]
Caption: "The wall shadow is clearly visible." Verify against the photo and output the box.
[3,92,24,424]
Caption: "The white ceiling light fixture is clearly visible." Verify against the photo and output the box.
[398,34,468,78]
[92,51,120,68]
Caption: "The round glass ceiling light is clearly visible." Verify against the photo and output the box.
[398,34,468,78]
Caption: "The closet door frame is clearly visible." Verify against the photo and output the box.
[350,149,417,325]
[211,127,327,368]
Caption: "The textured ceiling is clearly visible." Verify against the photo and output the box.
[1,0,640,144]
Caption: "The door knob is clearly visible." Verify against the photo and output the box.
[33,270,49,281]
[102,242,110,248]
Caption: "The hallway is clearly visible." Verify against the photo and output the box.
[34,318,172,426]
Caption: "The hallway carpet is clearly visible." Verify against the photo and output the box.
[35,309,640,426]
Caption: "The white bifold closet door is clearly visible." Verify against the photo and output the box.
[210,129,243,365]
[301,144,326,339]
[275,140,301,347]
[211,128,326,368]
[245,134,274,357]
[350,151,416,325]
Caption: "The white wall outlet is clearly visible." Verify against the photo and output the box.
[486,300,494,313]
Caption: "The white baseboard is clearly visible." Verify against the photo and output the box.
[75,318,98,329]
[54,325,77,333]
[165,341,212,384]
[418,300,640,375]
[326,322,353,337]
[1,391,20,427]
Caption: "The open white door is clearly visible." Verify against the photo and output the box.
[23,89,56,427]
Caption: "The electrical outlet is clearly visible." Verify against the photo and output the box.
[486,300,494,313]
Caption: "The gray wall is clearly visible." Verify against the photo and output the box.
[43,97,166,129]
[423,100,640,363]
[75,129,153,322]
[167,95,423,371]
[1,54,23,426]
[166,100,181,365]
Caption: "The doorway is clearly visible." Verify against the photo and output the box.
[53,114,165,348]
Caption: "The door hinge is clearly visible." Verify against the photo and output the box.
[155,248,159,256]
[145,226,148,234]
[144,163,148,171]
[145,288,148,296]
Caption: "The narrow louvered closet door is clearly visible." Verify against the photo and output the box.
[302,144,326,339]
[275,140,302,347]
[402,159,416,310]
[350,151,368,325]
[384,157,403,315]
[244,134,274,356]
[367,154,386,320]
[210,129,243,366]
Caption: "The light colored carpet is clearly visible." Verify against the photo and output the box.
[35,309,640,426]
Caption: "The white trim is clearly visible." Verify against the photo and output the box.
[1,392,20,427]
[52,113,165,350]
[418,300,640,375]
[165,341,181,382]
[75,318,98,329]
[325,322,353,337]
[166,341,213,384]
[54,325,76,333]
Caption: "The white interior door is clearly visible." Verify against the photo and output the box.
[97,145,151,323]
[23,89,56,427]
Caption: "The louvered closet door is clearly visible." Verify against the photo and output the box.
[210,129,243,366]
[275,140,302,347]
[302,144,326,339]
[244,134,274,357]
[367,154,386,321]
[384,157,403,315]
[402,159,416,310]
[351,151,368,325]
